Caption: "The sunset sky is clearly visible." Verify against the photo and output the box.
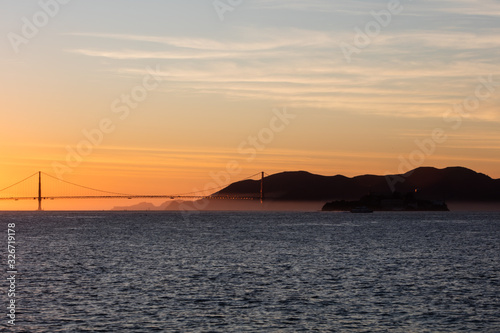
[1,0,499,210]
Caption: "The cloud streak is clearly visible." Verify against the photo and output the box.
[60,2,500,122]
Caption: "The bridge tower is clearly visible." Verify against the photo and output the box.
[38,171,42,211]
[260,171,264,204]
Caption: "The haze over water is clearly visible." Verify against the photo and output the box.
[3,211,499,332]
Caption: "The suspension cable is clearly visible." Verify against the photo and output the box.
[41,172,133,196]
[0,171,267,198]
[0,172,39,193]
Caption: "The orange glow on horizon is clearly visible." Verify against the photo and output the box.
[1,147,499,211]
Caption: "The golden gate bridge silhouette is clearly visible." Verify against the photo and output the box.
[0,171,266,210]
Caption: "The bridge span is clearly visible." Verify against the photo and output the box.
[0,171,266,210]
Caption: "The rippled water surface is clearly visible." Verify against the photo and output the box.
[2,211,500,332]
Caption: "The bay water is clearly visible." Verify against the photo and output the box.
[2,211,499,332]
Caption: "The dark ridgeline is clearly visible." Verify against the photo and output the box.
[113,166,499,211]
[216,166,500,207]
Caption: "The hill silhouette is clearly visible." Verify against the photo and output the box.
[113,167,500,211]
[216,167,500,203]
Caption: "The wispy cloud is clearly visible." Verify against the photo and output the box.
[64,26,500,121]
[63,30,331,51]
[67,48,239,60]
[432,0,500,17]
[250,0,500,17]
